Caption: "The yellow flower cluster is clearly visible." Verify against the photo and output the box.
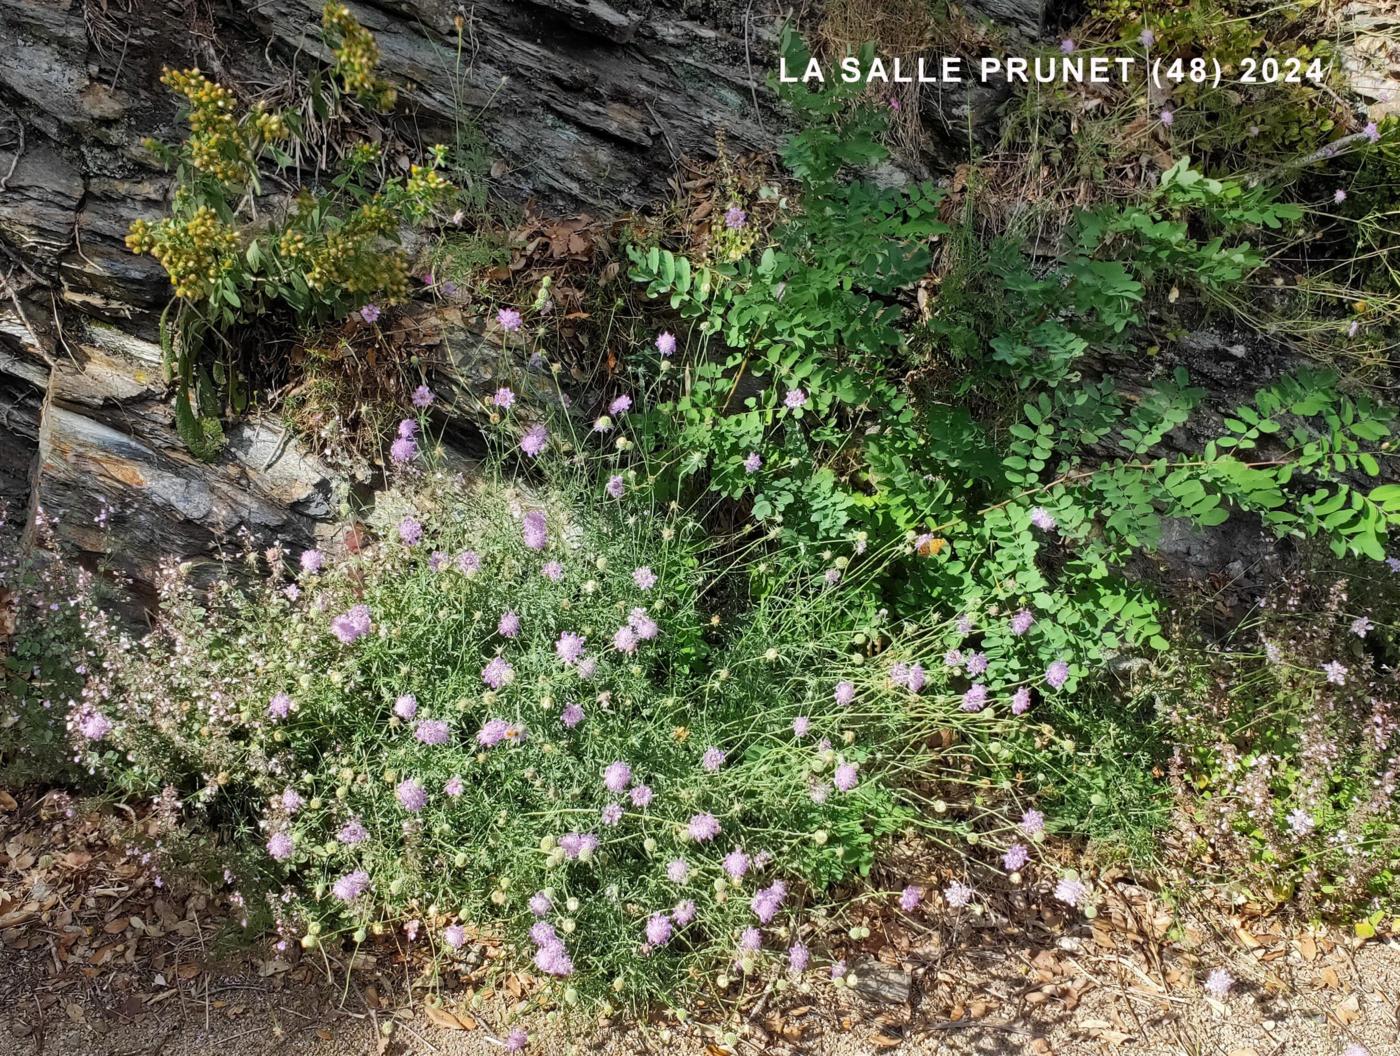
[322,3,397,109]
[406,164,450,199]
[160,67,286,185]
[281,198,408,301]
[125,207,239,300]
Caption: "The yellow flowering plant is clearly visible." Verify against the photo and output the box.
[126,4,454,459]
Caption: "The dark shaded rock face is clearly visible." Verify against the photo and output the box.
[0,0,789,604]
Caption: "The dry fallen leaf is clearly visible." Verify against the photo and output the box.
[1331,993,1360,1026]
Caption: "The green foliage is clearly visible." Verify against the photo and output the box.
[621,35,1400,775]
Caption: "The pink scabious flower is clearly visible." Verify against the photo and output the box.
[398,515,423,546]
[415,719,450,745]
[1029,506,1057,531]
[833,761,859,792]
[281,788,304,813]
[429,551,448,572]
[504,1028,528,1052]
[628,607,658,640]
[723,848,751,880]
[899,885,922,911]
[956,613,974,635]
[1363,121,1380,143]
[1060,37,1075,53]
[943,881,974,908]
[601,803,624,826]
[965,651,988,676]
[1323,660,1347,685]
[497,307,523,332]
[576,657,597,680]
[1045,660,1070,690]
[1139,28,1155,46]
[529,891,552,916]
[701,746,726,772]
[743,451,762,473]
[834,680,855,706]
[482,657,515,689]
[541,560,564,582]
[443,923,466,950]
[784,387,808,409]
[534,941,574,976]
[645,912,673,946]
[1010,608,1035,635]
[739,927,763,953]
[1054,875,1088,907]
[961,684,989,712]
[632,566,657,589]
[1334,188,1348,204]
[656,330,677,356]
[523,510,547,550]
[520,423,549,457]
[266,831,294,861]
[337,818,368,845]
[398,418,419,440]
[390,436,419,464]
[411,385,435,409]
[606,474,625,499]
[444,776,465,797]
[558,832,598,860]
[1203,967,1233,999]
[556,632,586,666]
[887,96,900,111]
[1020,808,1045,835]
[1159,108,1174,126]
[788,942,810,975]
[943,648,964,669]
[267,692,292,720]
[498,610,521,638]
[492,386,516,409]
[830,960,847,981]
[299,549,324,574]
[1003,843,1030,872]
[359,303,381,324]
[1286,807,1315,836]
[792,716,811,738]
[394,694,418,720]
[823,568,842,587]
[1342,1045,1370,1056]
[477,717,512,746]
[331,604,372,645]
[1351,615,1373,637]
[668,900,696,929]
[751,880,786,923]
[592,415,613,433]
[457,550,481,574]
[333,870,371,902]
[666,858,690,883]
[608,394,632,416]
[1011,686,1032,715]
[396,778,428,812]
[630,784,653,807]
[724,204,747,229]
[612,624,639,654]
[603,760,633,793]
[688,812,721,842]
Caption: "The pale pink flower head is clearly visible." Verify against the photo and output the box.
[633,566,657,589]
[833,761,859,791]
[498,610,521,638]
[701,746,726,772]
[608,394,632,416]
[656,331,676,356]
[398,515,423,546]
[396,778,428,812]
[267,692,292,720]
[390,436,418,464]
[834,680,855,706]
[603,760,633,793]
[443,924,466,950]
[492,386,516,409]
[359,303,381,324]
[266,832,294,861]
[688,812,721,842]
[743,451,762,474]
[606,475,625,499]
[394,693,418,720]
[299,549,324,574]
[556,632,586,666]
[520,423,549,457]
[1159,108,1174,126]
[1203,967,1233,999]
[523,510,547,550]
[497,307,523,332]
[724,204,747,229]
[333,869,371,901]
[784,387,807,409]
[411,385,435,409]
[899,885,921,911]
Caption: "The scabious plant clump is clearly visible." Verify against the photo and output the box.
[61,415,1019,1004]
